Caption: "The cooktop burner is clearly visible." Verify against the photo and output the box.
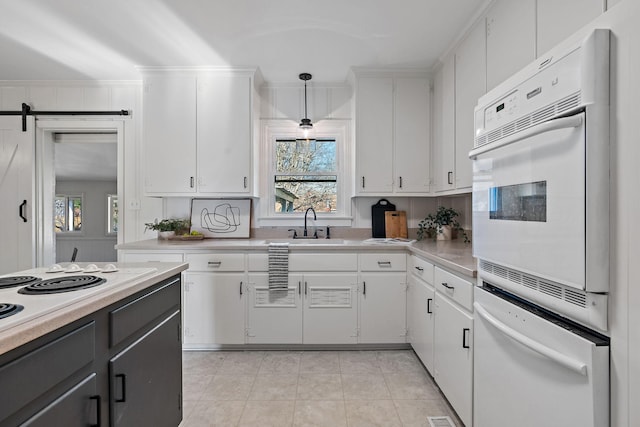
[0,303,24,319]
[18,275,107,295]
[0,276,41,290]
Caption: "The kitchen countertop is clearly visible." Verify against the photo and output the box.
[0,262,188,355]
[116,237,477,278]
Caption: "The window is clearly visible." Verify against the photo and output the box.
[107,194,118,234]
[54,195,83,233]
[274,138,337,213]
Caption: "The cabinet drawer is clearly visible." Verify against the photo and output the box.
[434,267,473,311]
[359,253,406,271]
[289,253,357,271]
[122,252,183,262]
[409,256,434,284]
[110,276,181,347]
[185,253,245,271]
[247,253,268,271]
[0,322,95,424]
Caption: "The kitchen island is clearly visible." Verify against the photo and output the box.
[0,262,188,427]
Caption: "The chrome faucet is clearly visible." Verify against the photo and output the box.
[303,207,317,237]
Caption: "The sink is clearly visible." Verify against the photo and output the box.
[264,238,346,245]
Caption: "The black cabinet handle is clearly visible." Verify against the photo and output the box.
[399,176,403,188]
[243,176,248,188]
[298,281,301,295]
[362,176,365,188]
[462,328,470,349]
[190,177,195,188]
[415,266,424,272]
[115,374,126,402]
[442,282,455,290]
[447,171,453,185]
[90,395,101,427]
[240,281,243,296]
[305,281,308,295]
[427,298,432,314]
[363,281,366,295]
[19,200,27,222]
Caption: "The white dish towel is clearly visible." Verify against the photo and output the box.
[268,243,289,291]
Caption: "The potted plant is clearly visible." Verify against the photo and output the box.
[417,206,469,242]
[144,218,191,239]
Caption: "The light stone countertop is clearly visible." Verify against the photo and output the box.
[116,237,477,278]
[0,262,188,356]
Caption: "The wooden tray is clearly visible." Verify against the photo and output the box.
[168,234,205,241]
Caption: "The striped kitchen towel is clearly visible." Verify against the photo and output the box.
[268,243,289,291]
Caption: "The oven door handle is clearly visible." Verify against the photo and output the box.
[474,301,588,376]
[469,114,583,159]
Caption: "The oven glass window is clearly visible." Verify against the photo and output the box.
[489,181,547,222]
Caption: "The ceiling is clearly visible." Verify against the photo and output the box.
[0,0,487,83]
[54,133,117,181]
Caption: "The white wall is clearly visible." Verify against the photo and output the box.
[55,180,117,262]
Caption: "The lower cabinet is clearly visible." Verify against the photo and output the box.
[358,273,407,343]
[183,272,246,346]
[407,273,435,372]
[110,311,182,427]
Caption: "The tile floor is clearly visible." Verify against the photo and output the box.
[180,350,463,427]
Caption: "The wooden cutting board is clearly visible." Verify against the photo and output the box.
[385,211,408,239]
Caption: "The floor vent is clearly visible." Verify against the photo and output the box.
[474,91,582,148]
[428,416,455,427]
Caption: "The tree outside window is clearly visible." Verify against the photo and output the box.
[55,195,83,232]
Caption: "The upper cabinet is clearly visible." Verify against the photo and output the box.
[142,68,258,196]
[431,57,455,193]
[353,71,430,195]
[485,0,536,92]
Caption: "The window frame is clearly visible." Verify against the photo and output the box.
[259,120,353,226]
[54,193,84,235]
[107,193,118,235]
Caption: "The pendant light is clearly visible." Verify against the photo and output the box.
[299,73,313,138]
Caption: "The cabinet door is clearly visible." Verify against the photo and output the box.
[246,273,303,344]
[407,276,435,373]
[21,374,98,427]
[183,272,246,346]
[434,294,473,427]
[355,77,394,193]
[143,74,197,194]
[303,274,358,344]
[197,74,252,194]
[359,273,407,343]
[486,0,536,91]
[110,311,182,427]
[432,57,456,193]
[394,77,430,193]
[455,20,486,190]
[0,117,34,274]
[536,0,603,55]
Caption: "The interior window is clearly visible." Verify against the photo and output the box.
[274,138,338,213]
[54,195,83,232]
[107,194,118,234]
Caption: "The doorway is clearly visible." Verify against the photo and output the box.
[36,119,125,267]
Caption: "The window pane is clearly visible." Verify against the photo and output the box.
[276,139,337,173]
[70,197,82,231]
[54,196,67,233]
[107,194,118,233]
[275,180,337,213]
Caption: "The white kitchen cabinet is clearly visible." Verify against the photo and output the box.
[142,69,256,196]
[433,267,473,427]
[354,72,430,195]
[143,74,197,194]
[359,273,407,343]
[246,273,303,344]
[431,56,456,193]
[536,0,603,56]
[182,272,246,347]
[407,256,435,373]
[486,0,536,92]
[454,20,486,190]
[302,274,359,344]
[196,73,252,193]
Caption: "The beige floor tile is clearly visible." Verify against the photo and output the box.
[249,374,298,400]
[182,400,245,426]
[238,400,295,427]
[339,350,381,374]
[393,399,453,426]
[217,351,265,375]
[201,374,256,401]
[181,399,198,422]
[183,351,226,376]
[384,372,441,400]
[376,350,425,374]
[183,374,213,401]
[299,351,341,374]
[259,351,301,374]
[296,374,343,400]
[345,400,402,427]
[341,373,391,400]
[293,400,348,427]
